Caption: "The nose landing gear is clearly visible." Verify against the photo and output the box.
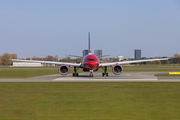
[89,70,93,77]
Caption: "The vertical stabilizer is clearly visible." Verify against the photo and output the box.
[88,32,91,53]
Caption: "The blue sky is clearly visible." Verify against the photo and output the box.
[0,0,180,58]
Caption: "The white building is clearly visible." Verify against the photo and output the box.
[13,62,43,67]
[117,56,123,61]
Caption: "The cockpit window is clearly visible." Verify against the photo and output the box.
[87,59,96,61]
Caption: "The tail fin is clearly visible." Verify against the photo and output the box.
[88,32,91,53]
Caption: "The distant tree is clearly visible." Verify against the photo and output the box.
[2,53,12,65]
[53,55,58,61]
[0,55,2,65]
[161,57,168,64]
[42,57,47,61]
[66,57,71,62]
[47,55,53,61]
[12,53,18,59]
[170,58,180,64]
[75,58,82,63]
[110,58,119,62]
[26,58,31,60]
[59,57,74,63]
[151,60,161,65]
[173,53,180,58]
[32,56,37,60]
[103,58,109,63]
[161,60,168,64]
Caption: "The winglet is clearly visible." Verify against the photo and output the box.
[88,32,91,53]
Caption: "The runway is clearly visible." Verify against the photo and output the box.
[0,72,180,82]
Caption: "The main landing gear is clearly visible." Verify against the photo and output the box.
[73,67,79,77]
[102,66,108,77]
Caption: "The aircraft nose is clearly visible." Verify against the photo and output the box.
[89,62,94,66]
[88,62,98,68]
[90,61,98,66]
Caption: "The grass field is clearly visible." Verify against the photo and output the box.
[0,67,59,78]
[0,65,180,78]
[0,82,180,120]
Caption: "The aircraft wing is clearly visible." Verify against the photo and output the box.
[7,59,82,67]
[99,58,169,67]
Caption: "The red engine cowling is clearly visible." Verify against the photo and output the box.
[59,65,69,75]
[112,64,123,75]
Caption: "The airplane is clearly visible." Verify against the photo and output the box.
[7,32,168,77]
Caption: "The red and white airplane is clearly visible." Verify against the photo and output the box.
[8,32,168,77]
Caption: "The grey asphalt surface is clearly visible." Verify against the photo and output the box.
[0,72,180,82]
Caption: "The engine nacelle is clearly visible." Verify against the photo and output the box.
[59,65,69,75]
[112,64,123,75]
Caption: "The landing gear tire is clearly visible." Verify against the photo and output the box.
[102,73,108,77]
[89,73,93,77]
[102,66,108,77]
[102,73,105,76]
[73,67,79,77]
[73,73,79,77]
[106,73,108,76]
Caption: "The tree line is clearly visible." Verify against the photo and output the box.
[0,53,81,65]
[0,53,180,66]
[0,53,18,65]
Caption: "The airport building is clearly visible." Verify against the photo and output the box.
[83,50,89,56]
[13,62,55,67]
[117,56,123,61]
[134,49,141,60]
[94,50,102,57]
[13,62,43,67]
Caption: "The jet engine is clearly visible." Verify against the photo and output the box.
[112,64,123,75]
[59,65,69,75]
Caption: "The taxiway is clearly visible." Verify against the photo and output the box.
[0,72,180,82]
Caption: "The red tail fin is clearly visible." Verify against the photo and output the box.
[88,32,91,53]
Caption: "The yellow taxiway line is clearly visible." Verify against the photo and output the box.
[169,72,180,75]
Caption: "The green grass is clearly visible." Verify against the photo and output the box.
[0,67,59,78]
[0,65,180,78]
[0,82,180,120]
